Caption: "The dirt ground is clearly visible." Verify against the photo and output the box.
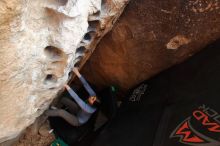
[13,121,55,146]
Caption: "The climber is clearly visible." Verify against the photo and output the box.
[45,67,100,126]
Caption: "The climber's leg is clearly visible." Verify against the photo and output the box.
[61,97,80,114]
[45,109,81,127]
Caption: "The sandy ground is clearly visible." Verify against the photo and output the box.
[14,121,55,146]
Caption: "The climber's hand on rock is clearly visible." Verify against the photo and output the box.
[73,67,81,77]
[64,84,70,90]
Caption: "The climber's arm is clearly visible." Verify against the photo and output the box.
[73,67,96,96]
[64,84,96,113]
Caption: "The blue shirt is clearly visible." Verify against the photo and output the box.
[66,87,96,124]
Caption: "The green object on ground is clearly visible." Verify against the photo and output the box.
[50,138,68,146]
[111,86,117,92]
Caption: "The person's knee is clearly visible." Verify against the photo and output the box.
[46,107,82,127]
[57,109,67,116]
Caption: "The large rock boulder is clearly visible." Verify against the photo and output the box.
[0,0,129,143]
[82,0,220,91]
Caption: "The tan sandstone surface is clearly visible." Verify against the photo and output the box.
[0,0,129,143]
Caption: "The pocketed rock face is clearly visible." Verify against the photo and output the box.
[82,0,220,91]
[0,0,129,143]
